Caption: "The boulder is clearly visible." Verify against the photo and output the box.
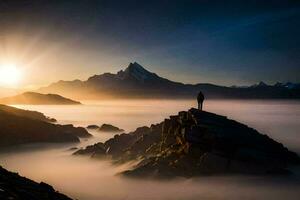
[98,124,124,132]
[86,125,100,129]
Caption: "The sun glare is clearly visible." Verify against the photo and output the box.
[0,64,22,86]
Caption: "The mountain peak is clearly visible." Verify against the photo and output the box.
[125,62,150,74]
[250,81,269,88]
[258,81,268,86]
[128,62,142,68]
[117,62,158,82]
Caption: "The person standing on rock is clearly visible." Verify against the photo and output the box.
[197,91,204,110]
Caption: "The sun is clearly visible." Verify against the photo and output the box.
[0,64,22,86]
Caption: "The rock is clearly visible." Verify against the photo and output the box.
[73,143,106,156]
[59,124,92,138]
[98,124,124,132]
[78,108,300,178]
[86,125,100,129]
[0,166,73,200]
[73,126,152,159]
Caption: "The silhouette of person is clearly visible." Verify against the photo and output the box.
[197,92,204,110]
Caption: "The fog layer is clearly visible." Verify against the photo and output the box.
[1,100,300,200]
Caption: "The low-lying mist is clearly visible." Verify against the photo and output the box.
[1,142,300,200]
[14,99,300,152]
[1,100,300,199]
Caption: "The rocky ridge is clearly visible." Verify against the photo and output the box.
[75,108,300,177]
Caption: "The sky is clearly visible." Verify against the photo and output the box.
[0,0,299,89]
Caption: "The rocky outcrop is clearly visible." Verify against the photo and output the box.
[86,124,124,132]
[86,125,100,129]
[0,105,91,148]
[98,124,124,133]
[73,143,106,157]
[0,166,73,200]
[0,92,81,105]
[59,124,91,138]
[75,108,300,178]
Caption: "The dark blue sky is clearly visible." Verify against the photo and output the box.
[0,0,300,86]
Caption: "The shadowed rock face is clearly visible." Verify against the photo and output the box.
[0,166,73,200]
[75,108,300,178]
[0,105,91,148]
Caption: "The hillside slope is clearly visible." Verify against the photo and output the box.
[0,105,91,148]
[0,92,81,105]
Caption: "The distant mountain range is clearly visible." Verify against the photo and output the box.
[233,81,300,89]
[37,62,300,99]
[0,92,81,105]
